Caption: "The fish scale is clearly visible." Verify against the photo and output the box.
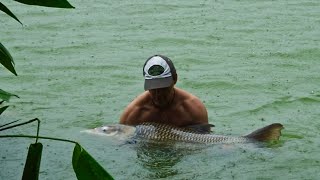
[134,123,251,144]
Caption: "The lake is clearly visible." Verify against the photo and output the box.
[1,0,319,179]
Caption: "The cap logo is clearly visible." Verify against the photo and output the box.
[143,56,172,80]
[148,65,164,76]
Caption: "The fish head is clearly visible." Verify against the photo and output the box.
[83,124,136,139]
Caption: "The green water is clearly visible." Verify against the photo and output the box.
[1,0,320,179]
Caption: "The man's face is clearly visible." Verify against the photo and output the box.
[148,86,174,108]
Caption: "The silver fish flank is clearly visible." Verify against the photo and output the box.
[84,122,283,144]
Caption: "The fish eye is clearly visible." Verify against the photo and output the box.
[100,126,119,135]
[95,125,122,136]
[102,127,108,132]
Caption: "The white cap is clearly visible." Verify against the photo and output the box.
[143,55,176,90]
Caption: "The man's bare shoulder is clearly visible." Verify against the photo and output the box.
[119,91,151,125]
[175,88,208,124]
[175,88,203,106]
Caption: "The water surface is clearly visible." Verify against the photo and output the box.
[1,0,320,179]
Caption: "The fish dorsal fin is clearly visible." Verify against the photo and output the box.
[184,124,215,134]
[245,123,284,142]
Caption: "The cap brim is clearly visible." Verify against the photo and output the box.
[144,76,173,90]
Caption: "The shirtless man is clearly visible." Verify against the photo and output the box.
[120,55,210,132]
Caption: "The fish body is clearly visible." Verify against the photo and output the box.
[84,122,283,144]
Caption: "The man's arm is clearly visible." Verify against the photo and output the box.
[120,93,146,125]
[188,97,209,125]
[119,105,131,124]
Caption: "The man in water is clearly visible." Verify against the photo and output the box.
[120,55,210,132]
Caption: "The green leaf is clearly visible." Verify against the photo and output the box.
[72,143,114,180]
[0,43,17,76]
[22,143,43,180]
[0,119,20,128]
[0,105,9,115]
[0,89,19,101]
[0,2,22,24]
[13,0,75,9]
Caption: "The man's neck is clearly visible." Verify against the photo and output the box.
[151,88,175,109]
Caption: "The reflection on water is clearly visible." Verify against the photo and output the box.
[135,141,195,179]
[131,138,282,179]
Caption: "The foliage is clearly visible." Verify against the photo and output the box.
[73,143,115,180]
[0,2,22,24]
[0,104,9,115]
[0,89,19,101]
[0,42,17,75]
[13,0,74,8]
[22,143,43,180]
[0,0,75,76]
[0,0,74,25]
[1,0,115,179]
[0,89,19,114]
[0,119,115,180]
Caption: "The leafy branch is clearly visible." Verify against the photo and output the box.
[1,0,115,179]
[0,42,17,75]
[0,0,75,76]
[0,118,114,180]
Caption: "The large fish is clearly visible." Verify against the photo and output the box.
[84,122,283,144]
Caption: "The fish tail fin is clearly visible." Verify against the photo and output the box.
[245,123,284,142]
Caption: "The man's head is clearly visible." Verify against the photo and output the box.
[143,55,177,91]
